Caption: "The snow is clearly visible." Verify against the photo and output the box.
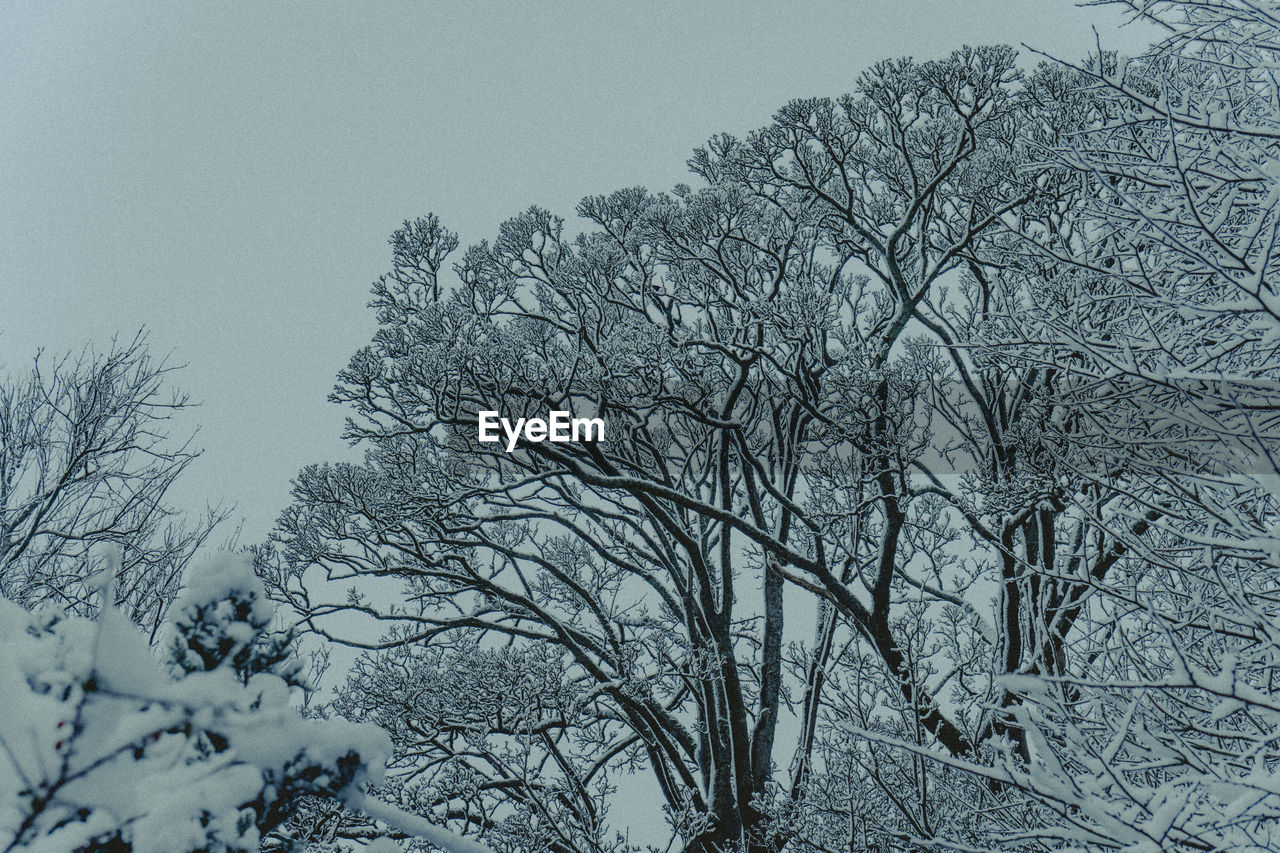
[0,550,489,853]
[348,792,495,853]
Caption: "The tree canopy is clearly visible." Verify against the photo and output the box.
[258,3,1280,851]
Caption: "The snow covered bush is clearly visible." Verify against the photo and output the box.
[0,551,391,853]
[167,553,304,688]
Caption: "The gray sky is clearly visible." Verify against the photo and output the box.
[1,0,1155,545]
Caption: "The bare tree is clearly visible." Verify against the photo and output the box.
[0,333,227,636]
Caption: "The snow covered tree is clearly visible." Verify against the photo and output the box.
[259,11,1280,852]
[257,45,1069,852]
[897,2,1280,850]
[325,637,629,853]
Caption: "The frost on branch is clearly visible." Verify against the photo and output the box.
[0,552,391,853]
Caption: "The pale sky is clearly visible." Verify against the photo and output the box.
[1,0,1156,545]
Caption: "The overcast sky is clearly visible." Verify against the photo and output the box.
[1,1,1157,546]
